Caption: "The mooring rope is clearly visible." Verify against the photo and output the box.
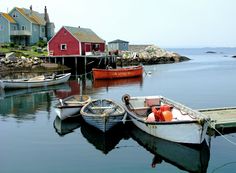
[211,161,236,173]
[207,120,236,146]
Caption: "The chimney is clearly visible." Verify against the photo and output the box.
[44,6,50,22]
[44,6,50,40]
[30,5,32,13]
[44,6,47,14]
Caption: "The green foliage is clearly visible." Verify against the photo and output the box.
[36,39,47,48]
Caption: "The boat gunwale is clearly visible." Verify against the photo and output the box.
[80,99,126,117]
[2,73,71,84]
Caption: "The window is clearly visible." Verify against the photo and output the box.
[0,25,3,31]
[13,26,17,30]
[41,27,45,33]
[21,25,26,30]
[12,13,18,18]
[60,44,67,50]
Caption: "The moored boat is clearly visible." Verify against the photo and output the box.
[54,95,91,120]
[122,94,210,144]
[80,98,126,132]
[0,73,71,89]
[92,65,143,80]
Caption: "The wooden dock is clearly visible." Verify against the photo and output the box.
[199,107,236,129]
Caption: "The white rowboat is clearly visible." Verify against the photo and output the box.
[122,95,210,144]
[54,95,91,120]
[0,73,71,89]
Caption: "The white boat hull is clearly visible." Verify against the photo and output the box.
[54,107,81,120]
[123,95,210,144]
[1,73,71,89]
[54,95,91,120]
[130,116,208,144]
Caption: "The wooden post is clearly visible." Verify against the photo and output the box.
[62,57,64,65]
[75,57,78,77]
[84,56,87,74]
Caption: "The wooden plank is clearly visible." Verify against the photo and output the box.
[199,107,236,128]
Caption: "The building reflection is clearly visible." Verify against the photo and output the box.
[0,84,70,120]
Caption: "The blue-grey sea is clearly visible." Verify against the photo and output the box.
[1,48,236,173]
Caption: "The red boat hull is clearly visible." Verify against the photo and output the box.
[92,66,143,80]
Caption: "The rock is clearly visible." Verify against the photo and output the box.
[206,51,217,54]
[118,45,190,65]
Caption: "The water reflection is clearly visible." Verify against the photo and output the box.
[129,124,210,173]
[80,121,126,154]
[93,76,143,90]
[53,116,81,136]
[0,84,70,120]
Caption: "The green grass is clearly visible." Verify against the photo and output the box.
[0,47,48,57]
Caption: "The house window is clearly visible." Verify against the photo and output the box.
[41,27,45,33]
[13,26,17,30]
[21,25,26,30]
[60,44,67,50]
[0,25,3,31]
[12,13,18,18]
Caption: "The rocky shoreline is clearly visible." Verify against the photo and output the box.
[0,53,70,75]
[116,45,190,66]
[0,45,189,75]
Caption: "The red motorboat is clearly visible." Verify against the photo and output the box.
[92,65,143,80]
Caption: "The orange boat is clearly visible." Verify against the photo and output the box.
[92,65,143,80]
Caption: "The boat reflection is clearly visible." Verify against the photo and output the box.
[129,124,210,173]
[93,76,143,89]
[53,116,81,136]
[0,83,70,99]
[80,121,126,154]
[54,80,80,99]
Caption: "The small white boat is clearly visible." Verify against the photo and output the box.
[80,99,126,132]
[54,95,91,120]
[0,73,71,89]
[122,94,210,144]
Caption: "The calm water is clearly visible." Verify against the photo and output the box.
[1,48,236,173]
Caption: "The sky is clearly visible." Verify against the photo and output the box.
[1,0,236,48]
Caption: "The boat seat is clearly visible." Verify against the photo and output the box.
[131,107,151,116]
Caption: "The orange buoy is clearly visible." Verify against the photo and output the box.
[160,104,171,112]
[162,110,173,121]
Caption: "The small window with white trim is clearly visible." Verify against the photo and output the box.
[60,44,67,50]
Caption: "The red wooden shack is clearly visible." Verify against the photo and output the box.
[48,26,105,56]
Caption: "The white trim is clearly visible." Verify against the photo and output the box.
[79,42,82,55]
[60,44,67,50]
